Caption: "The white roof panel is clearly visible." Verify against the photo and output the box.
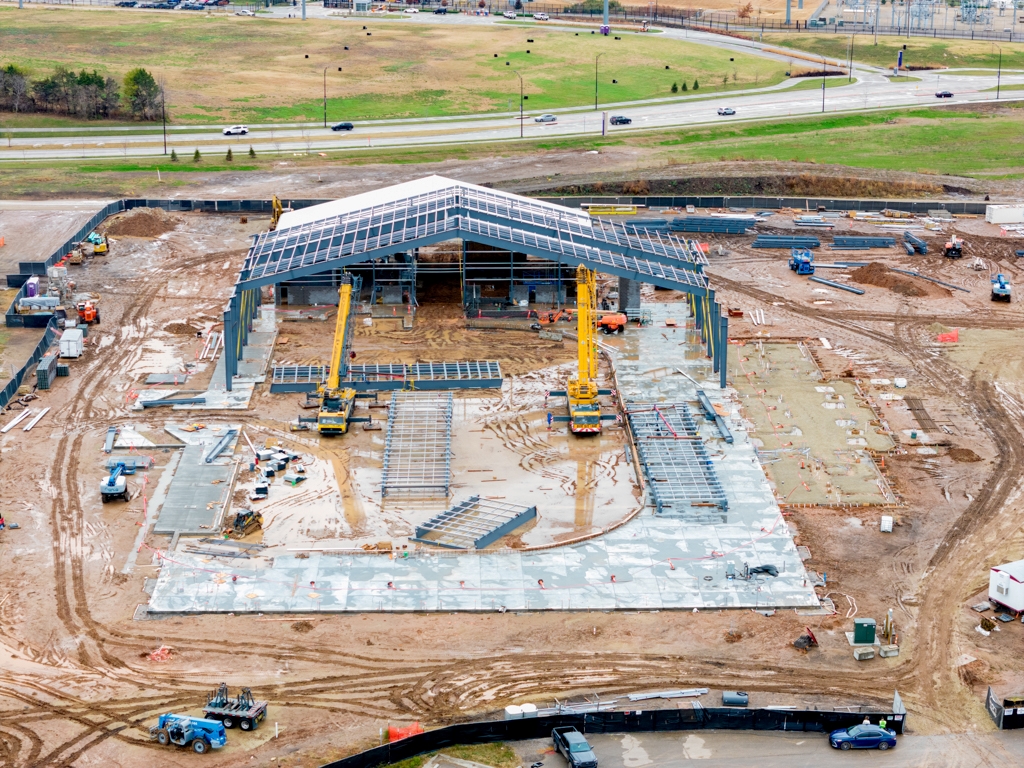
[276,175,591,231]
[992,559,1024,582]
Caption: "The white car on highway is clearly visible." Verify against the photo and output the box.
[403,7,419,12]
[535,114,557,123]
[534,12,549,20]
[222,125,249,135]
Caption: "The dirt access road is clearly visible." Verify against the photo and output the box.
[0,207,1022,767]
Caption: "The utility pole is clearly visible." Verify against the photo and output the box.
[513,70,524,139]
[161,87,167,156]
[603,0,609,30]
[595,53,605,110]
[301,0,306,21]
[848,35,854,82]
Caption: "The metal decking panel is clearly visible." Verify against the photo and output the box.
[153,444,234,534]
[626,403,728,519]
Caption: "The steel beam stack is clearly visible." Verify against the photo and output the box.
[625,403,728,520]
[903,231,928,254]
[381,391,453,498]
[751,235,820,249]
[669,216,756,234]
[831,236,896,250]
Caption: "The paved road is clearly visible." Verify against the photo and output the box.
[514,729,1024,767]
[2,15,1022,161]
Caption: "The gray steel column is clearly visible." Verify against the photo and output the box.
[603,0,609,26]
[618,276,641,312]
[223,295,236,392]
[720,313,729,389]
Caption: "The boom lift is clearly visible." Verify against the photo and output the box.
[317,277,359,435]
[100,461,132,503]
[548,266,616,435]
[150,714,227,754]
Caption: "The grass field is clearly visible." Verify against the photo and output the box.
[1,105,1022,198]
[763,34,1024,70]
[0,8,787,123]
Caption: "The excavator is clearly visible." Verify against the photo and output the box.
[269,195,285,232]
[943,235,964,259]
[316,277,358,436]
[549,266,616,435]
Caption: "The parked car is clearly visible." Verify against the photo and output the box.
[609,115,631,125]
[552,727,598,768]
[235,8,255,15]
[222,125,249,136]
[331,122,355,131]
[534,12,549,20]
[717,107,736,116]
[115,1,138,6]
[433,6,448,12]
[936,90,954,98]
[503,10,517,19]
[403,7,419,12]
[535,114,557,123]
[829,725,897,751]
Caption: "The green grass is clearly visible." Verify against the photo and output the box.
[0,7,786,124]
[3,106,1024,197]
[386,743,519,768]
[763,34,1024,70]
[984,83,1024,92]
[786,76,853,92]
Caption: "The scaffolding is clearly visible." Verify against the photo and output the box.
[411,496,537,549]
[626,403,729,520]
[381,391,453,498]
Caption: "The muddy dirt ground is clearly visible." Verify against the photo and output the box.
[1,205,1024,768]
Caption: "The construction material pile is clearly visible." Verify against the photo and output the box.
[103,207,179,238]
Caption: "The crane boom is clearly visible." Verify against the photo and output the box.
[565,265,601,434]
[326,280,353,391]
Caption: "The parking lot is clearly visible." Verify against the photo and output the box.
[512,730,1024,767]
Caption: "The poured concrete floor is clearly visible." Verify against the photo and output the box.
[147,302,818,613]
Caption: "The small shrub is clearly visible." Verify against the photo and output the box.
[671,82,678,93]
[681,82,688,91]
[193,148,201,162]
[693,80,700,90]
[226,147,233,162]
[170,149,178,162]
[248,145,256,158]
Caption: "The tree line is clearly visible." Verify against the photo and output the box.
[0,65,162,120]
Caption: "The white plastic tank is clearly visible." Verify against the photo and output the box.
[520,703,538,718]
[504,705,523,720]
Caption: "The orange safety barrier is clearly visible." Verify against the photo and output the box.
[389,722,424,742]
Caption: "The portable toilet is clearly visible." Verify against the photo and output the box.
[853,618,876,645]
[989,560,1024,613]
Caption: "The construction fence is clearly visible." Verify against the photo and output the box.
[0,316,58,410]
[319,704,908,768]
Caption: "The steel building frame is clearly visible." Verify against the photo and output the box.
[411,496,537,550]
[223,177,727,391]
[626,403,729,520]
[270,361,503,393]
[381,391,453,498]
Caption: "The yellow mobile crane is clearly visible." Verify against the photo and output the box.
[317,279,358,435]
[548,266,613,435]
[269,195,285,232]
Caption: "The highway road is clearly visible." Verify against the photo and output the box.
[2,15,1022,162]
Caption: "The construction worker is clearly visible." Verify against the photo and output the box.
[879,717,887,730]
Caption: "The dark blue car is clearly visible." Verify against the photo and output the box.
[829,724,897,750]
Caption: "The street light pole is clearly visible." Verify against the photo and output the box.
[821,56,826,113]
[996,45,1003,100]
[595,52,605,111]
[513,70,523,138]
[324,66,342,128]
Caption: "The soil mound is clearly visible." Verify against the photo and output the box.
[163,322,200,335]
[849,262,950,298]
[949,448,982,463]
[103,207,179,238]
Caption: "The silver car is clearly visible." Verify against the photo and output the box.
[534,114,557,123]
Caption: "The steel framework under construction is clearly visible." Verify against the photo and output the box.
[411,496,537,550]
[223,176,730,391]
[380,391,454,498]
[626,403,729,520]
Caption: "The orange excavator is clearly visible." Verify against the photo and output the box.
[596,312,628,334]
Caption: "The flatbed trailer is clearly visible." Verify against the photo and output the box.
[203,684,268,731]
